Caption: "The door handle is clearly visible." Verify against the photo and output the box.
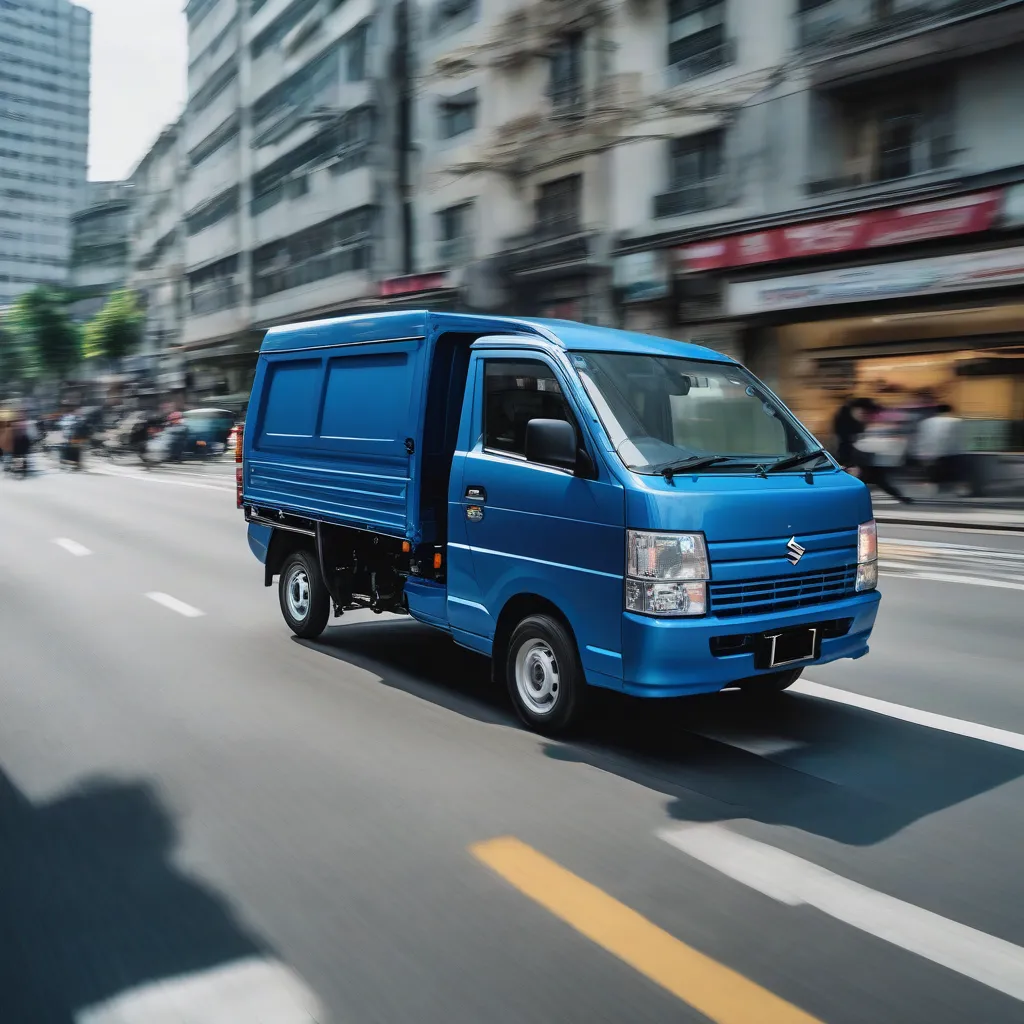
[465,485,486,501]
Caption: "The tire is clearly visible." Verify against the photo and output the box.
[738,667,803,697]
[278,549,331,639]
[505,614,586,735]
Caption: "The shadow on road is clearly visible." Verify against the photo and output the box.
[304,617,1024,848]
[0,769,270,1022]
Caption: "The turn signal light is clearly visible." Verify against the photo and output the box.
[402,541,411,553]
[433,552,442,570]
[235,424,244,462]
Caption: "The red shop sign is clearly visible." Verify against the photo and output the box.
[378,272,451,297]
[676,189,1004,272]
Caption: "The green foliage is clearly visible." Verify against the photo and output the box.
[9,287,81,380]
[0,314,29,388]
[84,289,145,363]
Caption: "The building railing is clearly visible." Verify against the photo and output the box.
[653,178,730,219]
[667,39,735,87]
[797,0,1022,53]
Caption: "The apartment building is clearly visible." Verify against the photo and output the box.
[179,0,407,397]
[127,121,187,391]
[0,0,91,306]
[67,180,132,325]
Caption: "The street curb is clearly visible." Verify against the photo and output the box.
[875,513,1024,533]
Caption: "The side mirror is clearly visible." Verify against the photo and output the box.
[525,418,577,471]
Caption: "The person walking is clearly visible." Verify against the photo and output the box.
[917,403,965,496]
[833,396,914,504]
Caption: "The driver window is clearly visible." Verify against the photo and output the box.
[484,359,574,458]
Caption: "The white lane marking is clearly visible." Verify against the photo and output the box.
[660,824,1024,1004]
[53,538,91,557]
[76,956,324,1023]
[145,591,205,618]
[794,680,1024,752]
[880,568,1024,591]
[91,465,233,492]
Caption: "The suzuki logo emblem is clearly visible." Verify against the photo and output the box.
[786,537,806,566]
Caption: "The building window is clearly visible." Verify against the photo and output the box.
[347,21,370,81]
[188,254,239,316]
[549,33,584,116]
[251,106,373,216]
[438,89,477,140]
[668,0,730,83]
[809,84,955,194]
[185,187,239,236]
[432,0,478,37]
[535,175,582,239]
[483,360,574,459]
[252,206,374,299]
[435,201,474,265]
[253,44,340,128]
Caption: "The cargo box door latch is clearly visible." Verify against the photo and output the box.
[405,438,415,454]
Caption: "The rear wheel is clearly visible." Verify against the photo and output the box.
[505,614,585,735]
[279,550,331,639]
[738,668,803,697]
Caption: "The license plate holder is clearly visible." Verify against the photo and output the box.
[755,626,820,670]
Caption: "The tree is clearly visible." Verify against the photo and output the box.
[10,287,81,380]
[0,315,27,391]
[84,289,145,364]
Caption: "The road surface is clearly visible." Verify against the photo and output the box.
[2,458,1023,1023]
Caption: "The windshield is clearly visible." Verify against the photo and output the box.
[571,351,822,474]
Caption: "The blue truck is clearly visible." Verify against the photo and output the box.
[240,310,879,734]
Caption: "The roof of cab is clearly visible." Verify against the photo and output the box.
[260,310,734,363]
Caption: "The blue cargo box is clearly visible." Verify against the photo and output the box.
[243,311,546,544]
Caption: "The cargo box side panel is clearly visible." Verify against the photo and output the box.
[246,339,427,538]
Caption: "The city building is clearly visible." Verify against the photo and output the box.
[179,0,409,402]
[0,0,91,306]
[127,120,188,394]
[66,179,133,324]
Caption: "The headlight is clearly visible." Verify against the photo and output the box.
[626,531,709,616]
[856,519,877,592]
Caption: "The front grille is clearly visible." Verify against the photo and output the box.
[709,565,858,618]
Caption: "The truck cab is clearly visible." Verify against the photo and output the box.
[241,311,879,734]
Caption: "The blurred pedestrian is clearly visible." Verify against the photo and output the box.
[833,397,914,504]
[917,403,965,496]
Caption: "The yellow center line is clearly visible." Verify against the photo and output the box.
[471,837,824,1024]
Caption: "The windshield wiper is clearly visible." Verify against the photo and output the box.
[649,455,736,480]
[768,448,829,473]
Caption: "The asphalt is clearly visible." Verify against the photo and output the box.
[2,456,1024,1023]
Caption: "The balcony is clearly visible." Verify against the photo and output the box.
[183,302,247,347]
[798,0,1024,82]
[501,221,594,275]
[653,178,732,219]
[667,39,736,88]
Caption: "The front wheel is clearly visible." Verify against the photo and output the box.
[506,614,585,735]
[278,550,331,639]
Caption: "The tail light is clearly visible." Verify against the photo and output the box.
[235,423,244,508]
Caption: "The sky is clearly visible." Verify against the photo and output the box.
[80,0,188,181]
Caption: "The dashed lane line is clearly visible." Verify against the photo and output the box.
[145,592,205,618]
[471,836,822,1024]
[794,680,1024,752]
[53,538,91,557]
[659,823,1024,1005]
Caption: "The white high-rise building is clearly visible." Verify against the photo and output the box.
[0,0,91,307]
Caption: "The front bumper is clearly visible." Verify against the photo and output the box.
[619,590,881,698]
